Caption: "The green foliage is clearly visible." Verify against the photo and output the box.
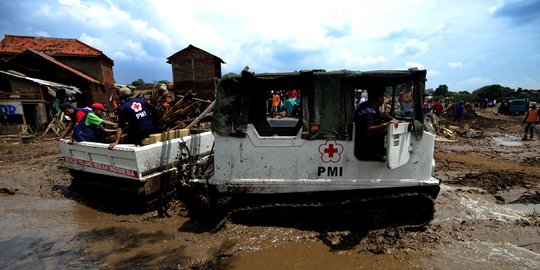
[432,83,540,104]
[131,79,145,86]
[434,85,449,97]
[473,84,514,101]
[443,91,477,103]
[527,92,540,102]
[152,79,169,84]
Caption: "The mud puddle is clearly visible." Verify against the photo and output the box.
[492,135,524,146]
[0,194,198,269]
[0,195,92,269]
[0,192,437,269]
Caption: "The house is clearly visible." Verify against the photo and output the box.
[167,44,225,100]
[0,34,115,106]
[0,69,80,133]
[0,34,115,134]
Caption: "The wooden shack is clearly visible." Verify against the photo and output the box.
[0,35,115,106]
[167,45,225,100]
[0,69,80,134]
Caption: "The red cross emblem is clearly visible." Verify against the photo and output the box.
[131,102,142,112]
[318,140,344,163]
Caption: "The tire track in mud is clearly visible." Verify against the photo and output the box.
[435,152,540,177]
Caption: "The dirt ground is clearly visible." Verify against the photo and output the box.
[1,106,540,269]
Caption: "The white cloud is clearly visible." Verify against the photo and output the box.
[403,62,425,70]
[58,0,80,5]
[428,70,441,77]
[336,49,387,68]
[426,24,449,38]
[79,33,104,51]
[488,4,501,14]
[3,0,538,87]
[113,51,128,60]
[119,39,150,60]
[35,31,50,37]
[394,39,428,56]
[448,61,464,68]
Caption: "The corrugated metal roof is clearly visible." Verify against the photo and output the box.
[0,34,113,63]
[0,70,81,94]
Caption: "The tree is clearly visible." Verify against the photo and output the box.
[474,84,513,101]
[434,85,449,97]
[132,79,145,86]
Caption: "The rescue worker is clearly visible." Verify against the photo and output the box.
[108,87,155,149]
[69,103,117,144]
[271,90,281,117]
[354,87,399,161]
[522,102,539,141]
[59,102,91,140]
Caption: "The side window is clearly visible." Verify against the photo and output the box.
[254,89,302,136]
[396,84,414,119]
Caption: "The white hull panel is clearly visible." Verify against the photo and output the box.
[212,125,438,193]
[59,131,214,182]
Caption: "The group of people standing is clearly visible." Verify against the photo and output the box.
[269,90,300,117]
[59,87,155,149]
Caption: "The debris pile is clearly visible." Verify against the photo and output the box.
[129,83,214,132]
[425,104,484,140]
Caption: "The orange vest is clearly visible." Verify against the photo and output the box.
[526,108,538,123]
[272,94,280,107]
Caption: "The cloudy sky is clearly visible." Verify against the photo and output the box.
[1,0,539,91]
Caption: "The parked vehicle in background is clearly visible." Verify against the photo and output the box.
[507,99,529,115]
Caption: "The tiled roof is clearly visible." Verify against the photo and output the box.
[19,49,101,84]
[0,34,112,62]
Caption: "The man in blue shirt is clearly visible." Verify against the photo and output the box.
[354,87,399,161]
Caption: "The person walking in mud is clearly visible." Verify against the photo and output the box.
[522,102,539,141]
[454,101,465,122]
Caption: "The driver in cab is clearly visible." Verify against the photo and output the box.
[354,87,399,161]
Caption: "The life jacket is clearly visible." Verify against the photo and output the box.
[74,108,91,124]
[526,108,538,123]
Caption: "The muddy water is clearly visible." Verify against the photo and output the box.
[492,135,524,147]
[0,196,91,269]
[0,192,432,269]
[0,193,222,269]
[3,186,540,269]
